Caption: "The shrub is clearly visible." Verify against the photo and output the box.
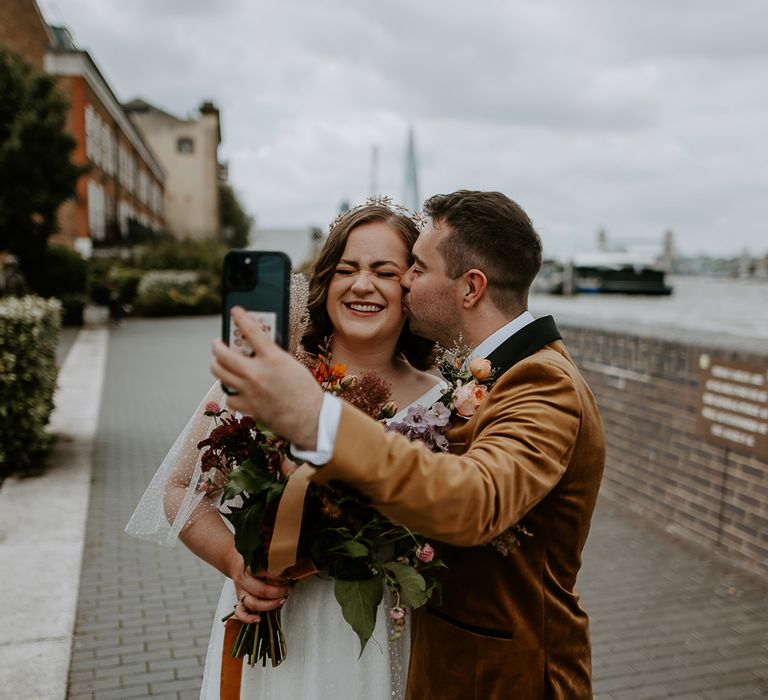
[0,295,61,477]
[25,245,89,298]
[136,239,227,277]
[108,267,144,304]
[59,292,89,326]
[132,270,219,316]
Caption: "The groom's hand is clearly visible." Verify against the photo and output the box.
[211,307,324,450]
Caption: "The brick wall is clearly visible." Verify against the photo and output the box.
[0,0,50,69]
[560,323,768,576]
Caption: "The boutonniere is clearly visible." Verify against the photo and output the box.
[432,344,534,555]
[437,349,497,420]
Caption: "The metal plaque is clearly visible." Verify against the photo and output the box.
[697,354,768,459]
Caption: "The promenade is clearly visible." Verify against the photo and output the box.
[11,316,768,699]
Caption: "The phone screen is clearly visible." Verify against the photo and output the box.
[222,251,291,353]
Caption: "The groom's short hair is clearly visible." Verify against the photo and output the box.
[424,190,542,313]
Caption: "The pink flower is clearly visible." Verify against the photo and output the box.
[388,607,406,621]
[416,544,435,563]
[452,381,488,418]
[469,357,492,381]
[204,401,221,415]
[197,479,214,494]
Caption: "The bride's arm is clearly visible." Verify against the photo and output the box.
[162,383,291,618]
[179,505,291,621]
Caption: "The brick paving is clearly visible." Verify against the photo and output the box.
[582,500,768,699]
[67,316,768,699]
[67,317,223,700]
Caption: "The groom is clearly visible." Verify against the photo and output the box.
[212,190,606,699]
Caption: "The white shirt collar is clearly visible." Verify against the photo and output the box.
[468,310,536,362]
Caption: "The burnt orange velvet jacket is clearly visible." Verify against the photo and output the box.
[311,319,605,699]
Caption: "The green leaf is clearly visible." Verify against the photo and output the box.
[227,505,267,568]
[383,562,428,608]
[226,464,274,496]
[334,577,383,656]
[265,482,285,503]
[342,540,370,558]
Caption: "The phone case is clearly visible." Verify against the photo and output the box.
[222,251,291,353]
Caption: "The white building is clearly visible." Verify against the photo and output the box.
[125,99,221,240]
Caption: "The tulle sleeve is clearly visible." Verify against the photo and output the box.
[124,273,310,547]
[124,381,224,546]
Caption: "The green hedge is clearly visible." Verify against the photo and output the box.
[132,270,219,316]
[136,238,227,276]
[0,296,62,477]
[109,267,144,304]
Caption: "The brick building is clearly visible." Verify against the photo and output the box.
[0,0,166,256]
[0,0,52,70]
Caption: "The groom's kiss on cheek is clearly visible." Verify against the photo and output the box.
[401,221,461,347]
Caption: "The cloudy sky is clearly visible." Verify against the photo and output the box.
[41,0,767,257]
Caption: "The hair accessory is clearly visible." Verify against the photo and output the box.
[328,195,427,234]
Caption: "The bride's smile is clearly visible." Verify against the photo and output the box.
[344,302,385,314]
[326,220,409,348]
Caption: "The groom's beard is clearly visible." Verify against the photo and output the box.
[403,295,455,347]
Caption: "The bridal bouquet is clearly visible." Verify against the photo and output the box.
[195,348,445,668]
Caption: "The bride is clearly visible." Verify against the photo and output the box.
[126,201,445,699]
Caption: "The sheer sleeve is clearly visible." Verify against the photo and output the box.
[124,381,224,546]
[125,273,311,547]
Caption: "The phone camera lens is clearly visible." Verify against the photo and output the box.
[227,255,257,291]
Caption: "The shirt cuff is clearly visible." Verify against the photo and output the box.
[290,392,342,466]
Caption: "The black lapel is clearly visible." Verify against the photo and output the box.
[484,316,562,376]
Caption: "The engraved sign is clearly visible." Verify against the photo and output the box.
[697,354,768,458]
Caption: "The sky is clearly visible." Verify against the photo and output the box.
[41,0,768,258]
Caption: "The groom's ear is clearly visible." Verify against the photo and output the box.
[460,269,488,309]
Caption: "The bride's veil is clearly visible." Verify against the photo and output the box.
[124,273,310,546]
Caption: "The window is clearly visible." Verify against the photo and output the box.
[87,180,106,240]
[177,137,194,154]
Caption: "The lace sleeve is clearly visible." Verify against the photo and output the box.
[125,273,311,546]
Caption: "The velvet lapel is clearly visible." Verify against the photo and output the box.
[483,315,562,376]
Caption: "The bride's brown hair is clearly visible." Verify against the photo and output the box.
[301,204,435,370]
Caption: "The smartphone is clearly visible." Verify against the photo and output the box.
[222,251,291,360]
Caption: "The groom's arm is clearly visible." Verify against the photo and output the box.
[310,358,582,547]
[211,308,582,546]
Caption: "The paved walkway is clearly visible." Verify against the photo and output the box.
[65,316,768,699]
[0,328,107,700]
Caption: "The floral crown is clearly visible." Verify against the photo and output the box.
[328,195,427,233]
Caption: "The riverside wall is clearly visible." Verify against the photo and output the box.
[559,322,768,577]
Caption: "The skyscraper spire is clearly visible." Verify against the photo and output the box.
[403,125,420,212]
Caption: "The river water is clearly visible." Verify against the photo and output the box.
[529,275,768,343]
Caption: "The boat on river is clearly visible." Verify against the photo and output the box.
[534,252,673,295]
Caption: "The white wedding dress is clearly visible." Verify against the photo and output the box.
[125,376,446,700]
[125,273,447,699]
[198,382,445,700]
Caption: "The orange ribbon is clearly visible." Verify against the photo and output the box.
[220,618,243,699]
[220,458,318,695]
[267,460,318,579]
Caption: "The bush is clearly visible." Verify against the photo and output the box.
[59,292,89,326]
[26,245,89,298]
[132,270,219,316]
[137,239,227,277]
[0,295,61,477]
[108,267,144,304]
